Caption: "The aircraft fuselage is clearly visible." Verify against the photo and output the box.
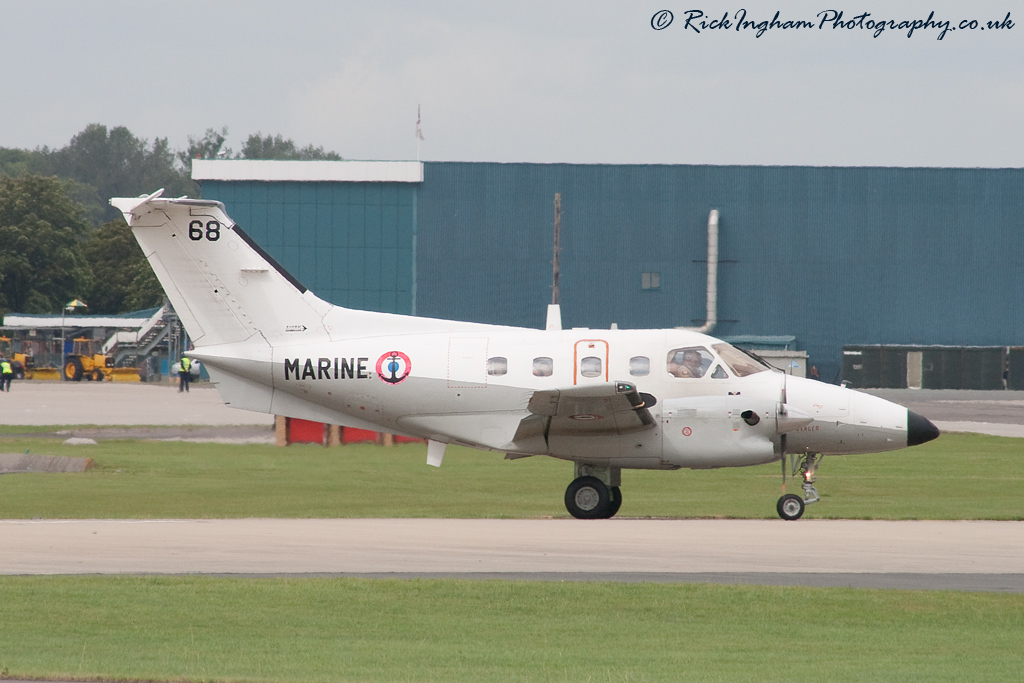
[191,326,918,470]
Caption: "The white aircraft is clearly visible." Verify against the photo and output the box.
[112,191,939,520]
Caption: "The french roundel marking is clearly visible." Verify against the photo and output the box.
[376,351,411,385]
[681,427,692,436]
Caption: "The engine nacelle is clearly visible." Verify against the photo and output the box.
[661,395,792,469]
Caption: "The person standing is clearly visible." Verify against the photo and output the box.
[178,354,192,393]
[0,357,13,392]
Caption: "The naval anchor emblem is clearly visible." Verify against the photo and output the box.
[376,351,411,385]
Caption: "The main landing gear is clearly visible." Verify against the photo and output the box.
[777,452,822,521]
[565,463,622,519]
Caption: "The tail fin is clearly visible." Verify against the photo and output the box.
[111,190,333,348]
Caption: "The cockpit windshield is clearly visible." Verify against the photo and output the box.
[711,343,772,377]
[666,346,713,378]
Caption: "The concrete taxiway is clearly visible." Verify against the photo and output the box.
[0,381,274,427]
[3,518,1023,591]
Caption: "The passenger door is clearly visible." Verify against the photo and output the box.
[574,339,609,385]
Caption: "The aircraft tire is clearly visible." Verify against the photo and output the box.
[608,486,623,517]
[777,494,805,521]
[565,476,614,520]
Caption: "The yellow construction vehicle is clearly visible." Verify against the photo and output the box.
[63,338,114,381]
[0,336,33,379]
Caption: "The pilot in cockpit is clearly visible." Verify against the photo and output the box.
[668,348,707,378]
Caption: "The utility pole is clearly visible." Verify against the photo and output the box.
[546,193,563,330]
[552,193,561,305]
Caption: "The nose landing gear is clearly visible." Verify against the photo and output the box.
[777,452,822,521]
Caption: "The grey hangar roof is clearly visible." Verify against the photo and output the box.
[194,160,1024,381]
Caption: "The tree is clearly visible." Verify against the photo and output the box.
[0,125,346,314]
[239,133,342,160]
[178,126,232,166]
[0,174,93,315]
[80,219,164,314]
[0,148,36,178]
[33,124,192,221]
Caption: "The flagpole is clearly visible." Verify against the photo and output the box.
[416,104,424,161]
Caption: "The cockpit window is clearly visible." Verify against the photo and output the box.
[712,343,771,377]
[666,347,713,378]
[710,364,729,379]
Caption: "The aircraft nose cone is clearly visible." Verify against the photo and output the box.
[907,410,940,446]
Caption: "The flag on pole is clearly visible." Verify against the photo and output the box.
[416,104,425,141]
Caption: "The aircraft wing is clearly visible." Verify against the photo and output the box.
[513,381,656,442]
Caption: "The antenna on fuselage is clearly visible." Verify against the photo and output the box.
[546,192,563,331]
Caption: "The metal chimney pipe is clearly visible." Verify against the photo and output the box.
[681,209,718,334]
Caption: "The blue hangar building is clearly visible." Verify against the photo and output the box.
[193,160,1024,384]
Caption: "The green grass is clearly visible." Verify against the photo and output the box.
[2,433,1022,683]
[1,576,1022,682]
[0,432,1021,519]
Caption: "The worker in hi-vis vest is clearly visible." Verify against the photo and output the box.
[178,354,192,393]
[0,358,13,392]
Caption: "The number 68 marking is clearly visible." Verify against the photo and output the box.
[189,220,221,241]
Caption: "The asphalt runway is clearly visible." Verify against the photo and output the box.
[2,383,1023,591]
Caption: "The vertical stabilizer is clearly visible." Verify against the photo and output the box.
[111,192,334,348]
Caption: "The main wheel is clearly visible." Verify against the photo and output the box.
[64,357,84,381]
[565,476,615,520]
[777,493,805,521]
[608,486,623,517]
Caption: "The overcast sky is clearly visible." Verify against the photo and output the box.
[2,1,1021,167]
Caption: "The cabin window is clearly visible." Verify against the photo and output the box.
[711,343,771,377]
[641,272,660,290]
[533,357,554,377]
[486,357,508,376]
[666,347,713,378]
[629,356,650,376]
[580,356,602,378]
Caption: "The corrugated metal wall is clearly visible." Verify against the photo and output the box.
[202,180,416,314]
[199,164,1024,382]
[416,163,1024,381]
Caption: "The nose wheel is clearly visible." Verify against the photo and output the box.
[777,452,822,521]
[777,493,805,520]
